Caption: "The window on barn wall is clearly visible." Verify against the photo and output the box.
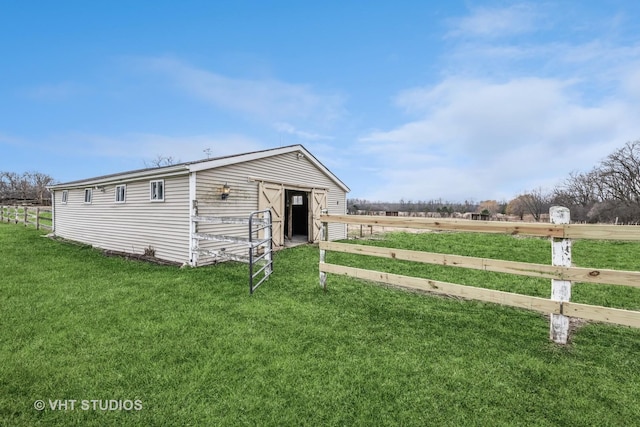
[61,190,68,204]
[150,180,164,202]
[115,185,126,203]
[84,189,92,204]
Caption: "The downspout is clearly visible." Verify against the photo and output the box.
[188,171,198,266]
[50,189,55,234]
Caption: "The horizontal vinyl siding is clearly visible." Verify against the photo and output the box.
[54,175,190,263]
[239,151,347,240]
[194,151,347,264]
[325,187,347,241]
[195,164,260,265]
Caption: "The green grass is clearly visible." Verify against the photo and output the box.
[329,232,640,310]
[1,224,640,426]
[1,206,52,229]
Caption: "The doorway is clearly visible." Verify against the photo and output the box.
[284,190,309,245]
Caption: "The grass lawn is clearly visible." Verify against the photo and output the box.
[1,206,52,230]
[1,224,640,426]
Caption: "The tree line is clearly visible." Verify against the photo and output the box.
[0,171,54,205]
[549,140,640,223]
[350,140,640,223]
[507,140,640,223]
[347,198,483,216]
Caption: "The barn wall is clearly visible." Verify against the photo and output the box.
[194,151,346,264]
[53,175,190,263]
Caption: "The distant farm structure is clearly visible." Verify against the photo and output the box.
[350,209,549,223]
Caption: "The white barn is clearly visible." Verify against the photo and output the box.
[48,145,349,266]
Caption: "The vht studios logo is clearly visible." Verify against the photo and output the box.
[34,399,143,411]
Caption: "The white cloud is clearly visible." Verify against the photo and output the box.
[446,3,540,39]
[359,76,640,202]
[355,2,640,202]
[52,132,264,165]
[442,7,640,86]
[273,122,333,140]
[620,62,640,99]
[134,56,346,125]
[365,77,573,148]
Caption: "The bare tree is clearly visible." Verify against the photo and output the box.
[552,170,603,222]
[17,173,32,200]
[510,189,551,221]
[31,172,55,204]
[506,196,527,220]
[1,172,20,199]
[562,170,602,206]
[145,155,181,168]
[555,140,640,222]
[0,171,54,204]
[598,141,640,207]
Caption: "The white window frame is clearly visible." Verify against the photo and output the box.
[292,195,304,205]
[115,184,126,203]
[84,188,92,204]
[61,190,68,204]
[150,180,165,202]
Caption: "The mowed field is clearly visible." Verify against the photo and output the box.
[1,223,640,426]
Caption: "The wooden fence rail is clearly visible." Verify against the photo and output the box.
[320,207,640,343]
[0,206,52,231]
[320,241,640,288]
[326,214,640,241]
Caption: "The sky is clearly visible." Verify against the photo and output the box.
[2,1,640,203]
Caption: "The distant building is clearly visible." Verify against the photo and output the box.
[471,213,491,221]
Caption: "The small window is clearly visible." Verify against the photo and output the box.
[115,185,126,203]
[84,188,92,204]
[61,190,68,204]
[292,195,303,205]
[150,180,164,202]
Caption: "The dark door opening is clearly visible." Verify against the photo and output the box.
[284,190,309,244]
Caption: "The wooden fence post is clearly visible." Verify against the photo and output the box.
[319,220,328,291]
[550,206,571,344]
[36,207,40,230]
[0,206,3,222]
[24,207,29,227]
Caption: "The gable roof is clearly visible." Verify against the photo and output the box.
[49,144,350,192]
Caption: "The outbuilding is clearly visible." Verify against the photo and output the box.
[48,145,349,266]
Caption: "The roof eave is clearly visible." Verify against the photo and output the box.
[48,164,190,190]
[189,144,350,193]
[46,144,350,193]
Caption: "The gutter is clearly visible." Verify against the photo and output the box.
[48,165,190,190]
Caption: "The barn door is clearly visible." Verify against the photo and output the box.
[258,182,284,246]
[310,189,327,242]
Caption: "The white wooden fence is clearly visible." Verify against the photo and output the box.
[320,207,640,344]
[0,206,52,230]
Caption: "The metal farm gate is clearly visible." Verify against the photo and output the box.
[191,209,273,294]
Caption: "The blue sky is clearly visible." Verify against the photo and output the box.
[2,1,640,203]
